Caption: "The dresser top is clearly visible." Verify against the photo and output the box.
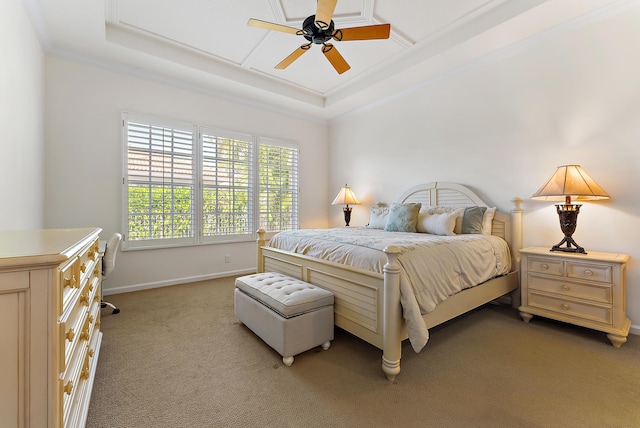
[520,246,630,264]
[0,228,102,268]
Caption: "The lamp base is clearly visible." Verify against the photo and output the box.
[551,236,586,254]
[551,204,586,254]
[343,206,352,227]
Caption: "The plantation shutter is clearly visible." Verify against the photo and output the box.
[122,113,298,249]
[125,114,195,246]
[258,139,299,232]
[201,128,253,240]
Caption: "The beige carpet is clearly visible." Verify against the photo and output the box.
[87,277,640,428]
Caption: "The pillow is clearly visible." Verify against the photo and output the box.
[421,205,461,215]
[461,206,487,234]
[367,206,389,229]
[482,207,496,235]
[384,203,422,232]
[416,211,458,236]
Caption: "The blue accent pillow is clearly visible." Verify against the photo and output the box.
[384,203,422,232]
[461,206,487,234]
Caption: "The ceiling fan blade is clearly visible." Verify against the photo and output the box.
[275,44,311,69]
[315,0,338,30]
[247,18,300,35]
[322,44,350,74]
[333,24,391,41]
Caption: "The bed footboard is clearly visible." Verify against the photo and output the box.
[257,230,404,380]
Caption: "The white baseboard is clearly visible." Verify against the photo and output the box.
[102,268,255,296]
[630,324,640,336]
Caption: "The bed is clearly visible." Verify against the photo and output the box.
[256,182,523,380]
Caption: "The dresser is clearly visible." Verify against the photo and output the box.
[519,246,630,347]
[0,228,103,428]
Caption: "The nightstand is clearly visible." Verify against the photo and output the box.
[519,247,630,347]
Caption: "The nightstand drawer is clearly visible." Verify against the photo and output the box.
[528,291,612,325]
[566,261,611,284]
[528,275,611,304]
[527,257,564,276]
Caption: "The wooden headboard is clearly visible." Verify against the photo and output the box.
[398,182,523,268]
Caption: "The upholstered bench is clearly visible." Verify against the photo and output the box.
[234,272,334,366]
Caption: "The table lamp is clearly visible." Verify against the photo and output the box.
[531,165,609,254]
[332,184,360,226]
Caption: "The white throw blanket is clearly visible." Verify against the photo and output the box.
[268,227,511,352]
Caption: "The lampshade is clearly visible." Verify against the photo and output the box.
[532,165,608,254]
[531,165,609,203]
[332,184,361,206]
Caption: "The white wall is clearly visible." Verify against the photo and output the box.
[0,0,45,230]
[329,7,640,333]
[44,58,329,294]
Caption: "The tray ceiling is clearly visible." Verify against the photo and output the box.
[24,0,629,120]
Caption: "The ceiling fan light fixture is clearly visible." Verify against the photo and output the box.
[247,0,391,73]
[302,15,334,44]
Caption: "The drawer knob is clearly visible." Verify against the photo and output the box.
[64,275,77,289]
[80,327,90,341]
[584,269,593,276]
[88,250,97,261]
[561,285,570,291]
[561,303,570,311]
[540,264,549,270]
[80,292,90,306]
[80,263,87,273]
[81,366,90,380]
[64,380,73,395]
[66,328,75,342]
[88,348,95,358]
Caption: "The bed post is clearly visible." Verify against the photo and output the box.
[382,245,402,382]
[511,198,523,307]
[257,229,265,274]
[511,198,523,263]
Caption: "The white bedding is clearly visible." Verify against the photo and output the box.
[267,227,512,352]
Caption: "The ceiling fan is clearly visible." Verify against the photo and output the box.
[248,0,391,74]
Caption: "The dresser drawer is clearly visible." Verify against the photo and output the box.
[528,291,612,325]
[59,279,93,372]
[86,296,101,346]
[527,274,611,304]
[566,261,612,284]
[527,257,564,276]
[79,239,100,286]
[60,339,88,428]
[60,258,81,313]
[59,305,87,374]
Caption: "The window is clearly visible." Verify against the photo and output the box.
[123,113,298,249]
[258,138,299,232]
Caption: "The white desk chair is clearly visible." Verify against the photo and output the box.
[101,232,122,314]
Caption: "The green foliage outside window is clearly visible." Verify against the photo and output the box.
[125,115,297,244]
[258,144,297,232]
[128,185,193,240]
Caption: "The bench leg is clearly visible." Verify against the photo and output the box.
[283,356,294,366]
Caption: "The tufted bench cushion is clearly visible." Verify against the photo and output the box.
[235,272,334,318]
[234,272,334,366]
